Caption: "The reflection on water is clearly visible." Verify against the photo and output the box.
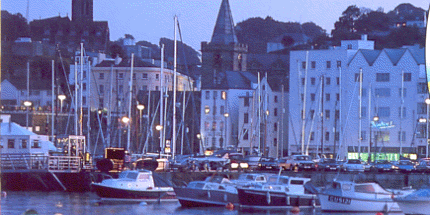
[0,192,403,215]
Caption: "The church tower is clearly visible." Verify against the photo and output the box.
[72,0,93,23]
[201,0,248,89]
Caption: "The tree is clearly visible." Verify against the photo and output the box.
[281,36,294,47]
[124,34,135,40]
[1,10,29,42]
[108,43,126,59]
[331,5,361,43]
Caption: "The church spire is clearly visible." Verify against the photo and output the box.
[211,0,238,45]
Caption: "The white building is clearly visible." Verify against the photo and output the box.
[289,35,425,160]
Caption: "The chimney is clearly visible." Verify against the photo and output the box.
[361,34,368,41]
[114,55,122,65]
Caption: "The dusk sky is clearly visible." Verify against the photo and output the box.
[2,0,429,52]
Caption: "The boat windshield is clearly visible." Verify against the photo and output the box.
[295,156,310,161]
[118,171,139,180]
[238,174,256,181]
[268,176,289,185]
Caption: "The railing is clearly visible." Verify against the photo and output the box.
[1,153,83,173]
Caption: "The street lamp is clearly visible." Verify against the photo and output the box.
[24,101,32,129]
[372,116,379,161]
[425,98,430,158]
[137,104,145,129]
[223,113,229,149]
[121,116,130,124]
[58,95,66,113]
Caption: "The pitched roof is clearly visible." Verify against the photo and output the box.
[1,122,35,136]
[359,50,381,66]
[210,0,238,45]
[7,78,52,91]
[384,49,407,65]
[354,46,424,66]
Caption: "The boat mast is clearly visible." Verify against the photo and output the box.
[80,43,84,136]
[126,53,134,152]
[160,44,164,153]
[74,61,78,135]
[258,72,261,154]
[358,68,363,159]
[51,60,55,141]
[400,69,404,157]
[368,83,372,162]
[301,51,309,155]
[172,15,178,160]
[107,65,113,148]
[320,74,325,157]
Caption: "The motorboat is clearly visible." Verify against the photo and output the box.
[393,188,430,215]
[91,169,175,202]
[237,175,319,210]
[174,176,239,207]
[174,173,270,207]
[318,180,401,212]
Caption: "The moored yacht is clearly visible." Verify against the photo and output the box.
[91,169,175,202]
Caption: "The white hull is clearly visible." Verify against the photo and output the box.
[396,201,430,215]
[318,193,401,212]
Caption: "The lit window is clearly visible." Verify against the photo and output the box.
[204,106,210,114]
[221,91,227,100]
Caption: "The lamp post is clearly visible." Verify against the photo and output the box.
[196,133,202,153]
[372,116,379,162]
[24,101,32,129]
[426,98,430,158]
[137,104,145,129]
[58,95,66,113]
[223,113,229,149]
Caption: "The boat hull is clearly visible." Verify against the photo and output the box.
[318,193,401,212]
[237,188,319,209]
[174,187,238,207]
[91,183,175,200]
[396,200,430,215]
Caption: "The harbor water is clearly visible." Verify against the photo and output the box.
[1,191,405,215]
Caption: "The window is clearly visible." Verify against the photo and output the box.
[311,61,316,69]
[99,98,104,107]
[398,131,406,141]
[310,132,315,141]
[325,132,330,141]
[83,83,87,91]
[21,139,28,149]
[244,113,249,123]
[274,108,278,116]
[375,88,391,97]
[221,91,227,100]
[361,131,367,140]
[336,77,340,85]
[377,131,390,142]
[336,93,340,101]
[399,107,406,118]
[243,129,248,140]
[274,123,278,131]
[83,71,87,79]
[326,77,331,85]
[376,73,390,82]
[335,110,340,120]
[354,73,363,82]
[219,121,224,131]
[220,106,225,115]
[204,105,210,114]
[212,137,216,147]
[335,132,340,141]
[378,107,390,118]
[119,85,124,94]
[403,73,411,82]
[301,94,304,102]
[244,97,249,107]
[83,96,86,105]
[118,73,124,80]
[310,110,315,119]
[311,93,316,101]
[336,61,341,68]
[99,85,104,94]
[418,83,428,94]
[213,105,217,115]
[326,93,330,101]
[325,110,330,119]
[399,88,407,97]
[417,103,426,114]
[205,91,210,99]
[142,73,148,80]
[347,44,353,49]
[133,73,136,80]
[311,77,315,85]
[361,107,367,118]
[32,140,40,148]
[8,139,15,148]
[326,61,331,69]
[274,138,278,146]
[205,122,210,130]
[99,73,105,79]
[301,78,305,86]
[213,91,217,99]
[274,96,278,103]
[301,61,306,69]
[212,122,216,131]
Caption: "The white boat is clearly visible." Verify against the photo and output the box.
[237,175,319,210]
[91,169,175,202]
[318,180,401,212]
[394,188,430,215]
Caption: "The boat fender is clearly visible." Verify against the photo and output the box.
[1,191,6,198]
[207,190,211,198]
[266,191,271,204]
[224,193,228,202]
[226,202,234,210]
[286,196,290,205]
[291,206,300,214]
[139,202,148,206]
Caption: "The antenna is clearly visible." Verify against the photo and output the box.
[26,0,30,24]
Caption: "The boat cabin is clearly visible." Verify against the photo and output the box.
[326,181,393,199]
[260,175,311,194]
[233,173,268,186]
